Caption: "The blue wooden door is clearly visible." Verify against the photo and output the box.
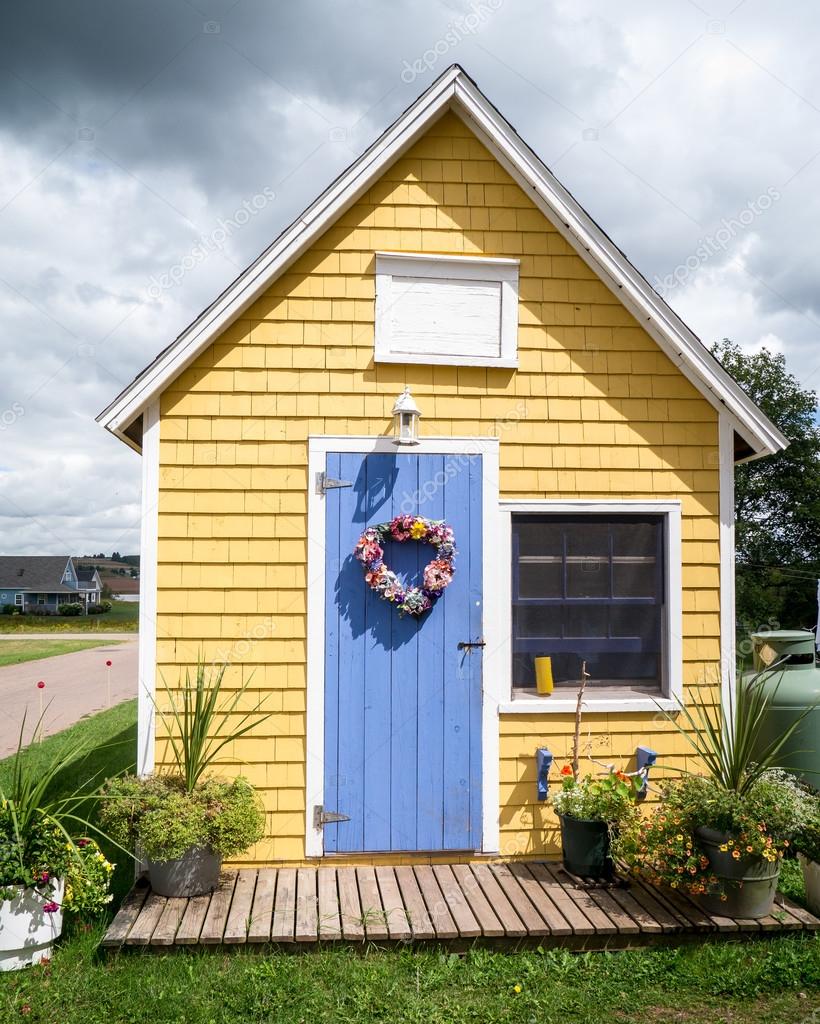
[323,451,483,853]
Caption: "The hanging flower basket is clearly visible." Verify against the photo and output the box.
[353,515,456,617]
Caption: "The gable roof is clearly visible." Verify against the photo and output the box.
[97,65,787,461]
[0,556,76,593]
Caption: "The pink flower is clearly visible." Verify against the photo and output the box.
[423,559,454,592]
[42,901,59,914]
[389,515,414,541]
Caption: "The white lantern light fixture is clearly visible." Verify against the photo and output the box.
[391,386,421,446]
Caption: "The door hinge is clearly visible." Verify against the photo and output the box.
[313,805,351,829]
[316,471,353,495]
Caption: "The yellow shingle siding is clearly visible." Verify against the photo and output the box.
[155,111,721,864]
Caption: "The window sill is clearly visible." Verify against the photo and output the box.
[500,686,678,714]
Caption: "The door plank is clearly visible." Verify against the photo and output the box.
[394,865,435,940]
[317,868,342,940]
[431,864,482,938]
[224,870,257,943]
[490,863,550,935]
[271,867,297,942]
[248,868,276,943]
[295,868,319,942]
[450,863,504,937]
[414,865,458,939]
[507,863,572,936]
[470,863,527,936]
[375,866,412,940]
[337,867,365,940]
[101,877,149,947]
[200,871,238,944]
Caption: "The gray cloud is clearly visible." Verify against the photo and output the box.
[1,0,819,554]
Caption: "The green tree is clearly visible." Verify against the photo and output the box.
[712,339,820,634]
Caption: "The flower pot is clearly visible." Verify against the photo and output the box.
[147,846,221,897]
[0,880,64,972]
[558,814,613,879]
[798,853,820,916]
[693,826,781,919]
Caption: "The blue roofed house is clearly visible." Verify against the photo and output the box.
[0,556,102,614]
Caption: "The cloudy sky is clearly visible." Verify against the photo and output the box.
[1,0,819,555]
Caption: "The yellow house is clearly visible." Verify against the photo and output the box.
[98,66,786,867]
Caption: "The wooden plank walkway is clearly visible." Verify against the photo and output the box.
[102,862,820,952]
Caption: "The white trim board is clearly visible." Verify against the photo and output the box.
[497,499,683,715]
[97,65,786,462]
[305,435,502,857]
[719,415,737,729]
[137,401,160,776]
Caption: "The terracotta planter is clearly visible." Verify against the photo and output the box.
[147,847,221,897]
[0,880,64,971]
[694,826,780,919]
[798,853,820,916]
[558,814,614,879]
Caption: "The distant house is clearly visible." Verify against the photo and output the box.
[0,556,102,614]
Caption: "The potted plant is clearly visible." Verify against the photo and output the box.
[99,661,269,898]
[1,720,115,971]
[795,791,820,916]
[616,664,814,918]
[549,661,640,878]
[551,767,640,878]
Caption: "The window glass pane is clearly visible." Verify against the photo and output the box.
[511,514,665,691]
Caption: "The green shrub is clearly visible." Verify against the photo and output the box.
[96,600,112,613]
[796,789,820,863]
[99,774,265,862]
[57,602,84,616]
[1,603,16,615]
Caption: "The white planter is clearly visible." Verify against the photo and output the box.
[798,853,820,917]
[0,880,64,971]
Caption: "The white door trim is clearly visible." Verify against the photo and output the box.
[305,435,502,857]
[719,415,737,728]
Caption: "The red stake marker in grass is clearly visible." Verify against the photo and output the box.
[105,659,112,707]
[36,681,45,738]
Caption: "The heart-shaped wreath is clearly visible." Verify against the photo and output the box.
[353,514,456,617]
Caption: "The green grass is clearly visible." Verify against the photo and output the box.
[0,931,818,1024]
[0,600,138,634]
[0,638,123,667]
[0,704,817,1023]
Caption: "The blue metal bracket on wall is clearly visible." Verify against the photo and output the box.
[536,748,553,801]
[636,745,658,800]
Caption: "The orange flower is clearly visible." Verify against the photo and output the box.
[560,765,573,777]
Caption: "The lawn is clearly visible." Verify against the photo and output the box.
[0,638,123,667]
[0,703,818,1024]
[0,600,139,634]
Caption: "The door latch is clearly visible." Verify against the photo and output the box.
[315,472,353,495]
[313,805,351,829]
[457,639,487,652]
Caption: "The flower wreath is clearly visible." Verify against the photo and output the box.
[353,515,456,617]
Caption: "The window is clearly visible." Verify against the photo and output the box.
[510,512,675,699]
[14,593,23,606]
[36,594,46,605]
[374,252,519,367]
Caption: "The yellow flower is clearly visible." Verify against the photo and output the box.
[410,520,427,539]
[719,844,728,852]
[513,984,522,994]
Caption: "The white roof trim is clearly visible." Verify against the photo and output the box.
[98,65,786,459]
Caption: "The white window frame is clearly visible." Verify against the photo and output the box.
[14,593,23,607]
[374,251,519,368]
[497,500,683,714]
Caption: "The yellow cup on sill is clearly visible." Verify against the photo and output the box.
[534,656,554,695]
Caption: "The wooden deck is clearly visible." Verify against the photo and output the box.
[102,862,820,952]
